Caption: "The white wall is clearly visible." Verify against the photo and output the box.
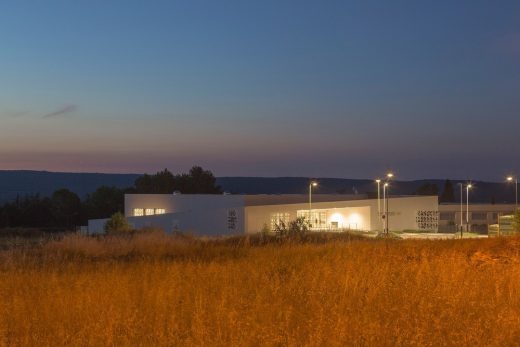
[89,194,439,236]
[87,218,108,234]
[124,194,246,236]
[379,196,439,232]
[245,196,439,233]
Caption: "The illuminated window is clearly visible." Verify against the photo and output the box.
[133,208,144,217]
[145,208,155,216]
[270,213,290,231]
[297,210,327,229]
[155,208,165,215]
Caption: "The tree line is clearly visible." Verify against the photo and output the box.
[0,166,221,230]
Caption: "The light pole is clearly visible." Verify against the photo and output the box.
[309,181,318,229]
[385,172,393,235]
[383,182,389,235]
[507,176,518,210]
[376,179,381,227]
[466,183,472,232]
[458,183,463,238]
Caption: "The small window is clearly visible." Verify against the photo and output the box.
[145,208,155,216]
[155,208,165,215]
[134,208,144,217]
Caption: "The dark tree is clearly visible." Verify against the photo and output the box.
[51,189,81,229]
[440,179,455,202]
[134,169,175,194]
[177,166,222,194]
[133,166,221,194]
[84,186,125,220]
[0,209,9,228]
[17,195,54,228]
[415,183,439,196]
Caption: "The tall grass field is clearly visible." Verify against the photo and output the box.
[1,232,520,346]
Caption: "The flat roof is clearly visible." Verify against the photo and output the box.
[243,194,367,206]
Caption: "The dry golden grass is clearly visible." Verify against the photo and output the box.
[2,231,520,346]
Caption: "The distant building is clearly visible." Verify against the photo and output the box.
[438,203,516,233]
[87,194,439,236]
[488,215,516,237]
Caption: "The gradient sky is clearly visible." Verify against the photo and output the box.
[1,1,519,180]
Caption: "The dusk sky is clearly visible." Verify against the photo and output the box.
[1,1,519,180]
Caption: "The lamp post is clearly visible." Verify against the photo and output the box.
[385,172,393,235]
[309,181,318,229]
[376,179,381,227]
[383,182,389,235]
[458,183,463,238]
[466,183,472,232]
[507,176,518,210]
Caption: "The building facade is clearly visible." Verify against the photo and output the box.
[88,194,439,236]
[438,203,516,232]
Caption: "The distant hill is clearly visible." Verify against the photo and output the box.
[0,171,140,202]
[0,171,515,204]
[217,177,515,204]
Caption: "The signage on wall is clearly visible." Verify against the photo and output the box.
[227,209,238,231]
[415,210,439,230]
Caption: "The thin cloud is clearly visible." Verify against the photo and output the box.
[0,110,28,118]
[42,105,78,119]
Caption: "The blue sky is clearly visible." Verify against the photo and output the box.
[0,1,519,180]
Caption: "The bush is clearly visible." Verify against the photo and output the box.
[104,212,131,234]
[274,216,309,239]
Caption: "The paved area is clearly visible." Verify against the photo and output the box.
[398,233,488,240]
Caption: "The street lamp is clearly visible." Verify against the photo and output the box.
[375,179,381,225]
[458,183,464,237]
[383,182,389,235]
[309,181,318,229]
[384,172,393,235]
[466,183,472,232]
[507,176,518,210]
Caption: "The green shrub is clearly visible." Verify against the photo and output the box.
[104,212,131,234]
[274,216,309,239]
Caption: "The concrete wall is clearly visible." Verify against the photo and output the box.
[87,218,109,234]
[439,203,516,232]
[124,194,246,236]
[245,196,439,233]
[382,196,439,232]
[89,194,438,236]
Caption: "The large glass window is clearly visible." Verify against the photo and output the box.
[155,208,166,215]
[145,208,155,216]
[270,213,290,231]
[133,208,144,217]
[297,210,328,230]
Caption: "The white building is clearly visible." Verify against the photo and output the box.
[88,194,439,236]
[438,203,517,233]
